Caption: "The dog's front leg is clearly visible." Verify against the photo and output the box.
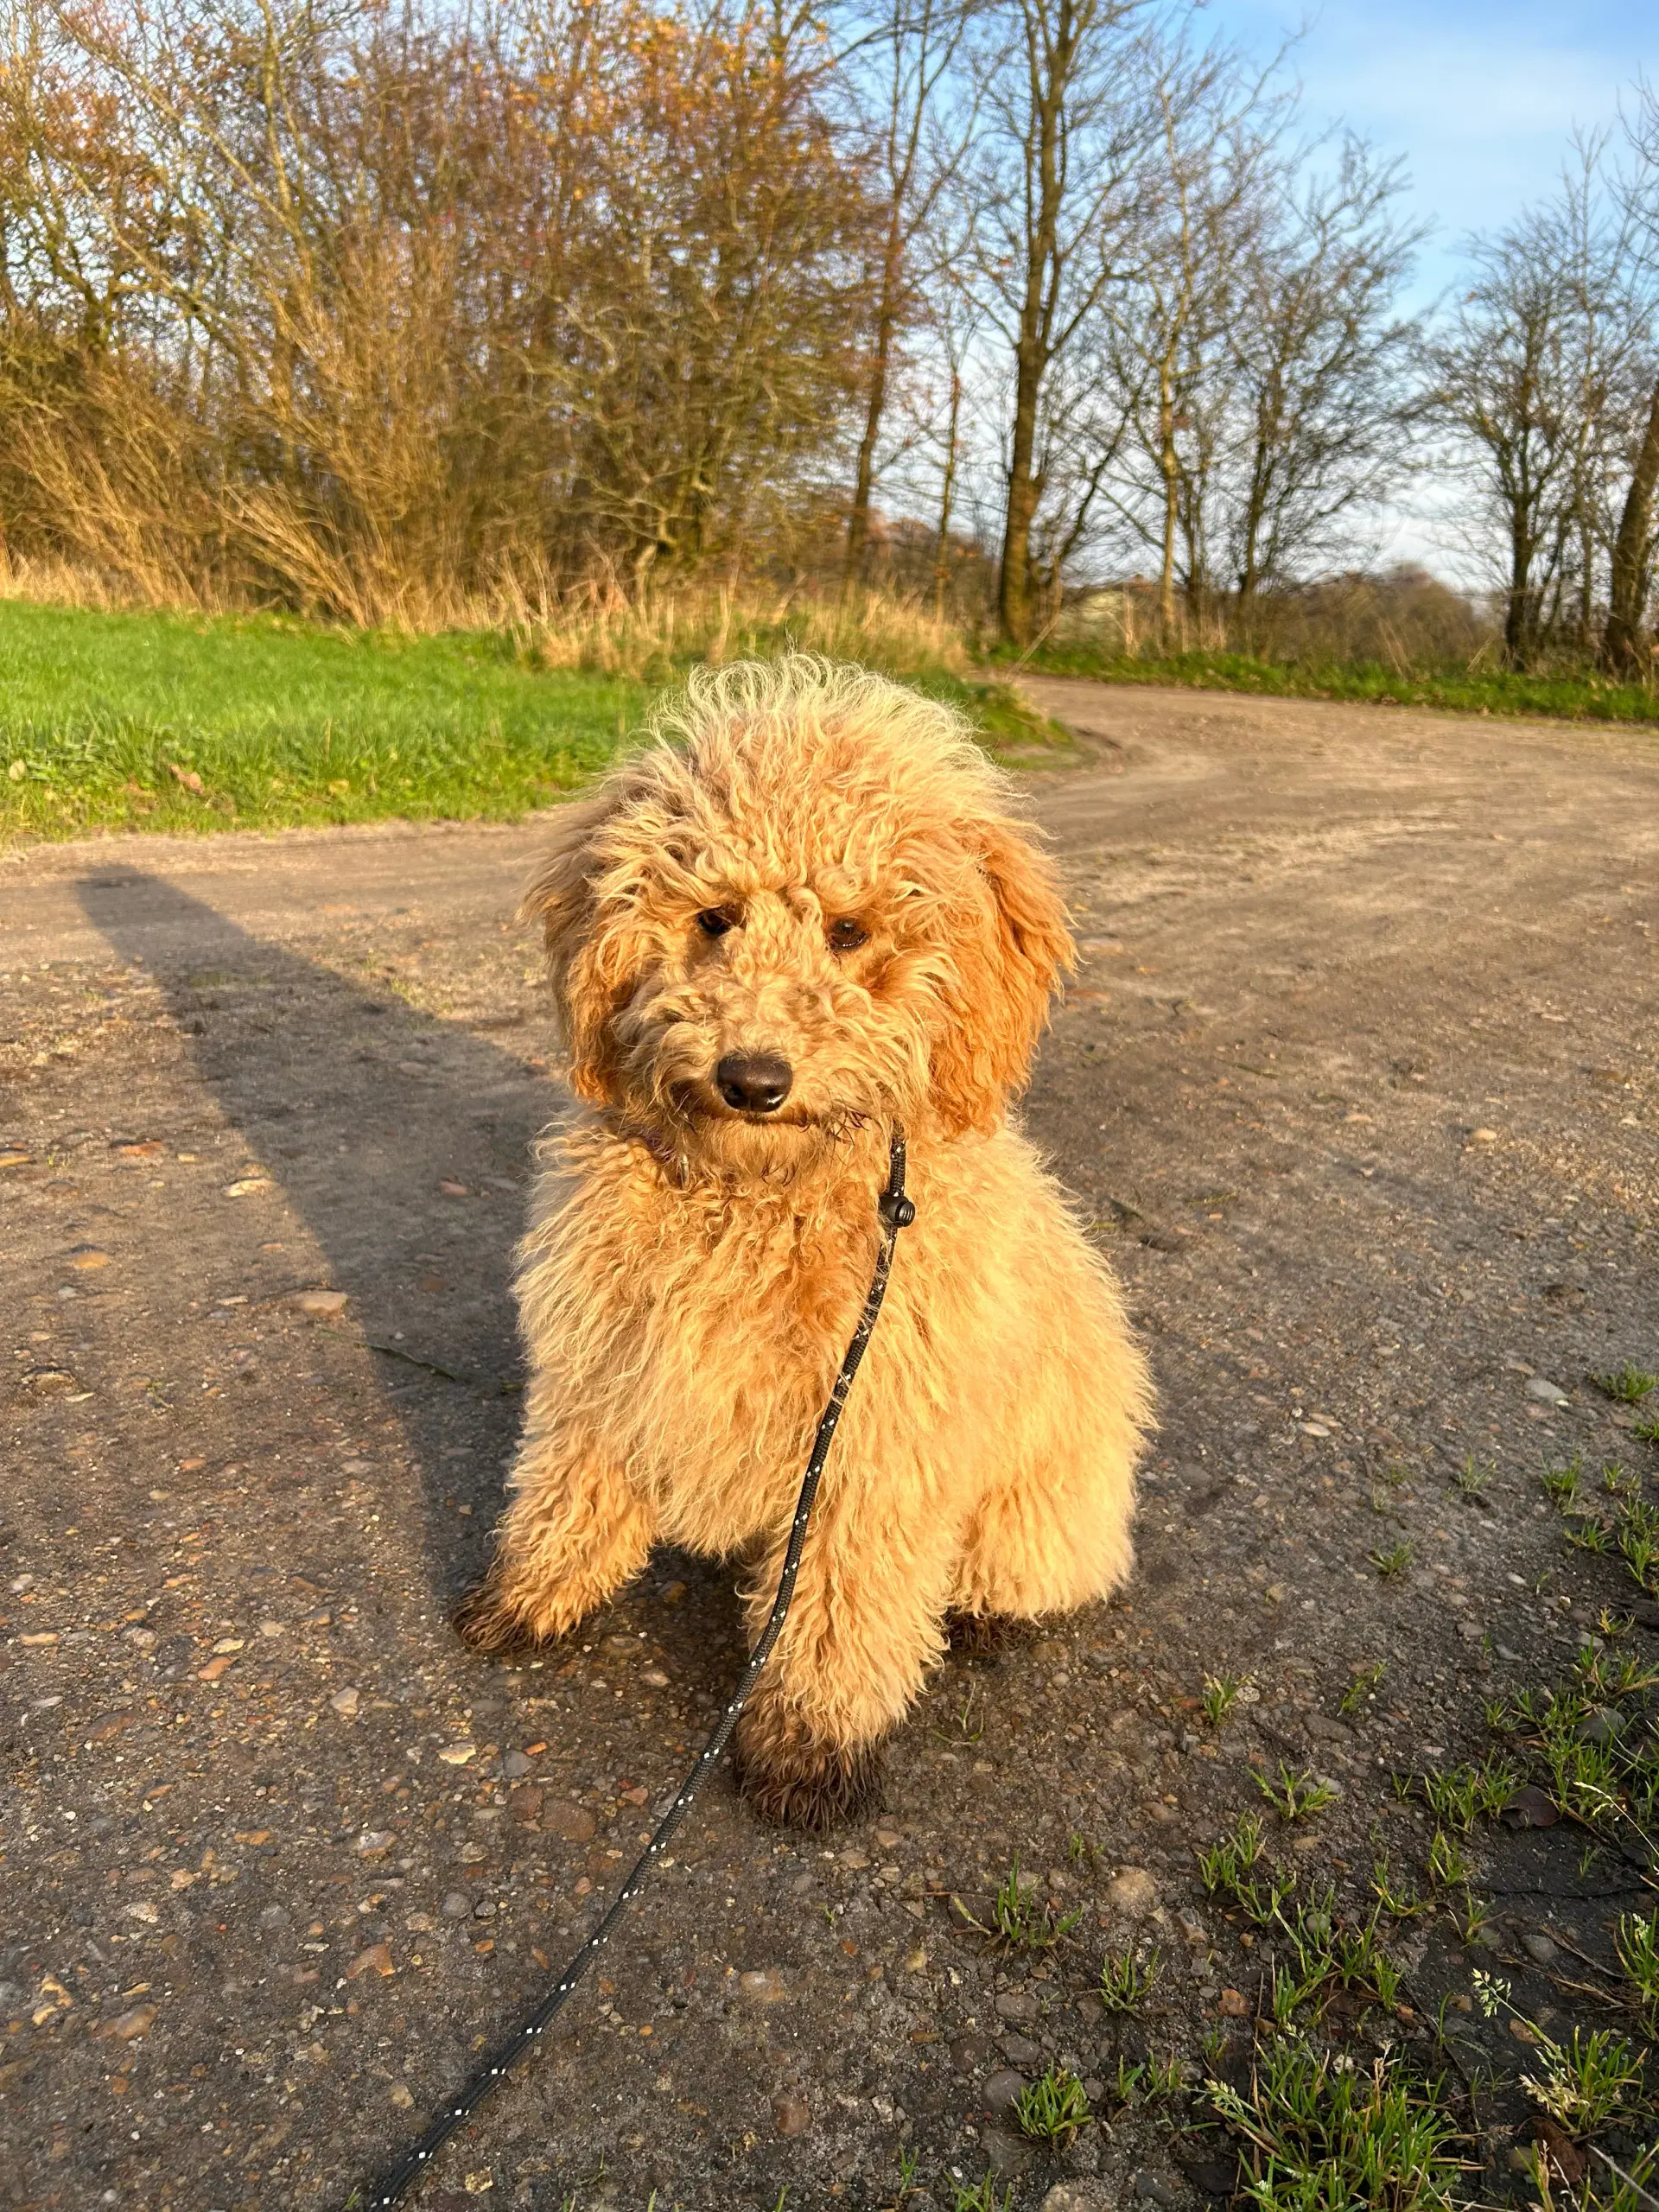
[732,1478,954,1832]
[454,1427,655,1655]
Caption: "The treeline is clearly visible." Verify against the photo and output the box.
[0,0,1656,671]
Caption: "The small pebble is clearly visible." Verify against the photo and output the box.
[982,2067,1027,2120]
[1134,2174,1181,2208]
[1104,1866,1157,1916]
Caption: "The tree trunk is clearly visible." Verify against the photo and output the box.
[1156,357,1179,641]
[998,342,1043,645]
[932,365,962,622]
[1603,372,1659,679]
[843,218,905,593]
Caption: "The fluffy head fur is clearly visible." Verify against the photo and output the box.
[520,657,1075,1160]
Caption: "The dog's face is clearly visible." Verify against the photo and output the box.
[522,662,1073,1159]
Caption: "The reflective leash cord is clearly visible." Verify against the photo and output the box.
[363,1132,916,2209]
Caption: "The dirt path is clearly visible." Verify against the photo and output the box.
[3,683,1657,2212]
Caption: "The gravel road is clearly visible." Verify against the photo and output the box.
[3,679,1657,2212]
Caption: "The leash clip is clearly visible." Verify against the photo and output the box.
[879,1129,916,1230]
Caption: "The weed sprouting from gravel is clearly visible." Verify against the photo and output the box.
[1205,2045,1469,2211]
[1618,1909,1659,2028]
[1427,1828,1473,1890]
[1198,1810,1267,1898]
[957,1856,1081,1951]
[1254,1762,1338,1821]
[1202,1670,1249,1726]
[1115,2052,1183,2107]
[1416,1752,1519,1832]
[1014,2066,1091,2145]
[1594,1364,1658,1405]
[1098,1946,1162,2012]
[1544,1455,1586,1508]
[1451,1452,1495,1497]
[1339,1660,1387,1716]
[949,2175,1013,2212]
[1370,1854,1427,1917]
[1370,1539,1412,1578]
[1472,1974,1650,2132]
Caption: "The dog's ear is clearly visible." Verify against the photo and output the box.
[930,812,1074,1135]
[518,793,628,1104]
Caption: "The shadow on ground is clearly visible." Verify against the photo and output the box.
[74,862,539,1610]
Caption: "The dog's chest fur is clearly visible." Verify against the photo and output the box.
[518,1125,894,1554]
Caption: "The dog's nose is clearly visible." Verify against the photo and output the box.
[715,1052,793,1115]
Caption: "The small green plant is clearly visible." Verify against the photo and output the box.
[1419,1752,1519,1832]
[934,1683,986,1745]
[1617,1498,1659,1596]
[1594,1364,1658,1405]
[1543,1456,1586,1508]
[1202,1671,1249,1726]
[1617,1907,1659,2025]
[1254,1762,1338,1821]
[1198,1811,1267,1897]
[1066,1828,1103,1870]
[1371,1539,1412,1578]
[1427,1830,1473,1890]
[1567,1516,1616,1554]
[1339,1661,1388,1717]
[1475,1972,1649,2131]
[958,1857,1081,1951]
[1523,2025,1649,2132]
[1370,1854,1428,1918]
[1014,2066,1091,2146]
[1448,1888,1493,1945]
[1451,1452,1494,1497]
[950,2175,1013,2212]
[893,2146,920,2199]
[1635,1414,1659,1446]
[1205,2044,1469,2210]
[1099,1947,1162,2013]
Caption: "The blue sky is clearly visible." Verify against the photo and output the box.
[1210,0,1653,307]
[1202,0,1652,568]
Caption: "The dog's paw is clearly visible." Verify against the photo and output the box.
[946,1609,1036,1662]
[733,1722,885,1834]
[452,1580,543,1656]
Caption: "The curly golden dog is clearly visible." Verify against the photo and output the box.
[457,658,1153,1828]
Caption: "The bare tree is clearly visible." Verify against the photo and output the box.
[1433,144,1649,667]
[1605,90,1659,677]
[952,0,1156,645]
[836,0,975,590]
[1224,141,1421,612]
[1099,38,1283,635]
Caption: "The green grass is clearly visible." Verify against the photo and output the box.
[1098,1945,1162,2012]
[0,598,1058,843]
[1205,2043,1469,2210]
[1253,1763,1338,1821]
[1000,643,1659,728]
[956,1856,1082,1952]
[1014,2065,1091,2146]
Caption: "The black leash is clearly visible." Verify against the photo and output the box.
[362,1131,916,2208]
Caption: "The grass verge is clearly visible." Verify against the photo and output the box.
[1001,644,1659,728]
[0,598,1064,843]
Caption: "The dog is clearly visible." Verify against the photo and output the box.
[456,657,1153,1829]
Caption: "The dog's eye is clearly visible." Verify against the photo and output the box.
[827,916,869,953]
[696,907,738,938]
